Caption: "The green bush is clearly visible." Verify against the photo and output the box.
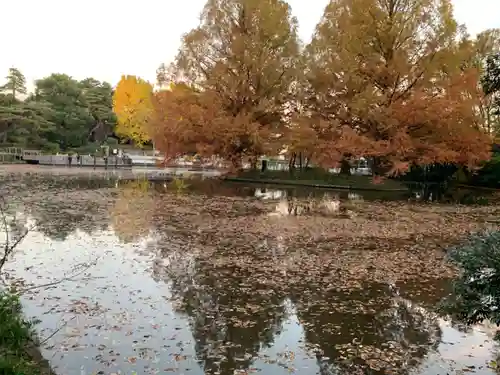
[440,231,500,325]
[0,291,43,375]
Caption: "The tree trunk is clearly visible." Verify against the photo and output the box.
[370,157,389,176]
[261,159,268,172]
[288,152,296,172]
[250,156,258,170]
[339,158,351,175]
[305,155,310,169]
[299,152,303,171]
[230,154,243,171]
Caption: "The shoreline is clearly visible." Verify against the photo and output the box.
[0,164,224,179]
[223,176,409,192]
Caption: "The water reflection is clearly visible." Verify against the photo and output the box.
[250,186,406,202]
[28,200,109,241]
[291,289,439,374]
[9,228,496,375]
[166,256,288,374]
[255,188,286,200]
[152,243,433,374]
[6,172,494,205]
[110,180,156,243]
[269,195,342,217]
[1,176,499,374]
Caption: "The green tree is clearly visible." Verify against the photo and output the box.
[0,79,56,148]
[0,70,116,150]
[32,74,93,149]
[459,29,500,135]
[483,53,500,96]
[481,51,500,138]
[0,101,55,146]
[1,68,27,100]
[80,78,116,142]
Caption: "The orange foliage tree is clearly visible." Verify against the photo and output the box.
[152,0,301,168]
[299,0,492,175]
[152,84,270,168]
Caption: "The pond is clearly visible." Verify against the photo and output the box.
[1,173,500,375]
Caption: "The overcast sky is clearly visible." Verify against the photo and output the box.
[1,0,499,90]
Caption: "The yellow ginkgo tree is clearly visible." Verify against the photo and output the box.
[112,75,154,146]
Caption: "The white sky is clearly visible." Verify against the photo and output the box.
[1,0,499,90]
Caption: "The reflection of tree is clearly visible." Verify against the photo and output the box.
[29,199,108,240]
[154,237,288,375]
[2,176,115,240]
[146,222,449,375]
[137,191,458,375]
[109,180,156,243]
[290,282,442,374]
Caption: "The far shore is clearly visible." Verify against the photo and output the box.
[0,164,225,178]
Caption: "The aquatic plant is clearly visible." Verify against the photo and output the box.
[170,177,190,194]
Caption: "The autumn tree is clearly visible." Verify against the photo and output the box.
[154,0,301,168]
[153,83,264,167]
[302,0,492,175]
[113,75,154,146]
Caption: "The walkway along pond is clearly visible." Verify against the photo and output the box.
[0,172,499,374]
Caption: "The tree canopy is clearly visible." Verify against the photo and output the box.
[0,69,117,152]
[299,0,492,174]
[113,75,154,146]
[149,0,496,174]
[153,0,301,166]
[1,68,27,100]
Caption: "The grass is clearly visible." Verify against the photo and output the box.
[0,291,50,375]
[229,168,408,191]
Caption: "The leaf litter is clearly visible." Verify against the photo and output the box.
[0,172,499,374]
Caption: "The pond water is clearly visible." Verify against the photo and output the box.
[1,174,500,375]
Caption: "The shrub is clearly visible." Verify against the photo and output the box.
[440,231,500,325]
[0,291,43,375]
